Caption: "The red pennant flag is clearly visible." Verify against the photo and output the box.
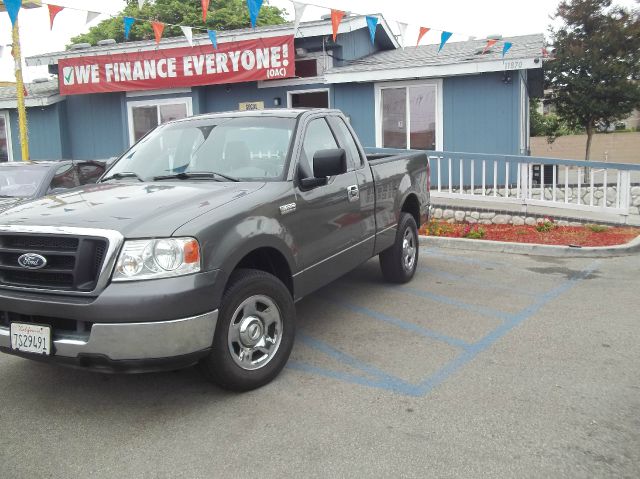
[151,21,165,45]
[48,5,64,30]
[416,27,430,46]
[482,39,498,54]
[201,0,210,22]
[331,9,345,42]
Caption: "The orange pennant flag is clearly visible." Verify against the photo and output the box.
[151,21,165,45]
[201,0,210,22]
[416,27,430,46]
[48,5,64,29]
[482,39,498,54]
[331,9,345,41]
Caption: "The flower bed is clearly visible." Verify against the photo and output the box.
[420,219,640,247]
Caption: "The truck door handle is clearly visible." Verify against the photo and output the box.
[347,185,359,202]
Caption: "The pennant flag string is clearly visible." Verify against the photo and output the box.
[86,11,100,24]
[438,31,453,52]
[502,42,513,57]
[4,0,22,27]
[482,39,498,54]
[151,21,165,45]
[48,5,64,30]
[331,9,345,41]
[123,16,135,41]
[416,27,430,47]
[396,21,408,50]
[365,16,378,45]
[208,30,218,49]
[292,2,307,37]
[247,0,264,29]
[201,0,210,23]
[138,0,145,9]
[181,26,194,46]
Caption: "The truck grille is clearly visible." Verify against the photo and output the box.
[0,233,108,292]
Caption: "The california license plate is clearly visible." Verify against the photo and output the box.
[10,323,51,356]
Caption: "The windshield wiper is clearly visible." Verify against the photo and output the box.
[152,171,240,182]
[102,172,145,182]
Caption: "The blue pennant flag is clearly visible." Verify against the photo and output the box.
[438,31,453,52]
[247,0,264,28]
[366,16,379,45]
[208,30,218,49]
[502,42,513,57]
[4,0,22,27]
[123,16,135,40]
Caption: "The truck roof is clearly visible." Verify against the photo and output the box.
[172,108,344,124]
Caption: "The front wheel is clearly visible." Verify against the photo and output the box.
[199,269,295,391]
[379,213,419,283]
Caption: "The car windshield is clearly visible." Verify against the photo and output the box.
[105,116,296,182]
[0,167,48,198]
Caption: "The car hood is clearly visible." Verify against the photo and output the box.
[0,197,24,213]
[0,181,265,238]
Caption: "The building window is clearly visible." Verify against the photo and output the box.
[127,98,192,145]
[287,88,330,108]
[0,111,12,162]
[375,80,443,151]
[295,59,318,78]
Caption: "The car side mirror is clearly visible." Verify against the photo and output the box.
[300,149,347,189]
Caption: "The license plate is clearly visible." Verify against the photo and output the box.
[10,323,51,356]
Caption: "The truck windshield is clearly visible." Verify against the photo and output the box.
[0,167,48,198]
[105,116,296,182]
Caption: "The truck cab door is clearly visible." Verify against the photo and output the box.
[289,117,364,297]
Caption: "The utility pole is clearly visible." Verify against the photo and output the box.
[11,18,29,162]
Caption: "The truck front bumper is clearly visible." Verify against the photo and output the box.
[0,310,218,372]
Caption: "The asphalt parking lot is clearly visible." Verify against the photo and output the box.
[1,247,639,478]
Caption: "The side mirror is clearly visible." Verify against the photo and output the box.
[300,148,347,189]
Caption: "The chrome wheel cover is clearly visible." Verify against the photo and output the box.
[228,295,283,371]
[402,227,417,272]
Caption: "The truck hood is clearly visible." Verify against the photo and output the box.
[0,181,265,238]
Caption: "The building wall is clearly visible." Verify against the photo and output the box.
[531,132,640,164]
[9,102,69,161]
[332,83,375,147]
[65,92,128,160]
[203,82,328,112]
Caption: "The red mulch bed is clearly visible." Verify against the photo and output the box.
[419,222,640,247]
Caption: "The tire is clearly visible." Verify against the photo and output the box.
[199,269,295,392]
[379,213,419,284]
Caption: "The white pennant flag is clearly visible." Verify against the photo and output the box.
[181,26,193,46]
[293,2,307,36]
[138,0,145,9]
[396,21,408,50]
[86,11,100,24]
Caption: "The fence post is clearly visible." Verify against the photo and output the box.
[619,171,631,213]
[519,162,529,200]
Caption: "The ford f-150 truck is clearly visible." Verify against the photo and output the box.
[0,109,429,391]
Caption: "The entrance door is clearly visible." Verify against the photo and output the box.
[287,89,330,108]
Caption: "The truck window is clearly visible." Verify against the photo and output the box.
[329,117,363,168]
[49,164,80,192]
[301,118,339,176]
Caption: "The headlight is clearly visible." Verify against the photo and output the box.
[112,237,201,282]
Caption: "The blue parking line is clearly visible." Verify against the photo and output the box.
[413,260,600,396]
[395,285,513,321]
[419,267,540,297]
[289,261,600,397]
[325,297,472,350]
[297,333,412,388]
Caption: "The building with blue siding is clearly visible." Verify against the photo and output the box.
[0,15,543,168]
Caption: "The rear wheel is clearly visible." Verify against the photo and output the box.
[199,269,295,391]
[379,213,419,283]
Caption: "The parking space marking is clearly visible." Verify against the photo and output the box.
[325,297,472,350]
[395,285,513,321]
[290,260,600,397]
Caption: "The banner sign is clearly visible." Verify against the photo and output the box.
[58,35,295,95]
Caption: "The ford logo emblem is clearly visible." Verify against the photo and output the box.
[17,253,48,270]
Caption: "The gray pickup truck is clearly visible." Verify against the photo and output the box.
[0,109,429,391]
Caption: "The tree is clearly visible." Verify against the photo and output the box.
[546,0,640,160]
[70,0,288,46]
[530,98,582,142]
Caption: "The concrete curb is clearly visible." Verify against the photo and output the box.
[418,234,640,258]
